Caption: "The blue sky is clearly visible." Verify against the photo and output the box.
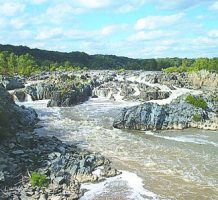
[0,0,218,58]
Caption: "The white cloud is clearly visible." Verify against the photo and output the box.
[208,29,218,37]
[147,0,212,10]
[10,18,26,29]
[31,0,47,4]
[45,3,82,24]
[117,0,145,13]
[77,0,111,9]
[0,18,5,27]
[35,23,128,42]
[76,0,141,10]
[209,1,218,10]
[46,3,83,15]
[0,2,25,16]
[128,30,177,41]
[36,28,63,40]
[100,24,128,36]
[54,0,146,13]
[135,13,184,30]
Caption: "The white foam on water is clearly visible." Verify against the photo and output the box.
[81,171,162,200]
[131,84,140,96]
[127,76,137,83]
[16,99,49,108]
[149,87,202,105]
[145,131,155,136]
[25,80,44,87]
[126,74,202,105]
[145,132,218,147]
[116,75,125,82]
[24,94,33,102]
[113,88,125,102]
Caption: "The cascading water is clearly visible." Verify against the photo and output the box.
[17,75,218,200]
[24,93,33,102]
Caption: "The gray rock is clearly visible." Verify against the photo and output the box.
[0,84,38,138]
[47,85,92,107]
[12,150,24,155]
[0,76,25,90]
[0,171,5,181]
[113,95,215,131]
[54,177,65,185]
[26,82,56,101]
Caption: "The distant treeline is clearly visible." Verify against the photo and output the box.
[0,44,217,75]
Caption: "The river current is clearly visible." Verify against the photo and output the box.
[17,90,218,199]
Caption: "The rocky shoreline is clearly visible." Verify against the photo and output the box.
[0,132,120,200]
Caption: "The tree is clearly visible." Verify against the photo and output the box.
[8,53,18,74]
[0,51,9,75]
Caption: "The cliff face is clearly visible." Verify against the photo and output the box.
[0,84,38,139]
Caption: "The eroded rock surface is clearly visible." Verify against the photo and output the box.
[113,95,218,131]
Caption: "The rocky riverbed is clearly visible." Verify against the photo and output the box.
[0,70,218,199]
[3,70,218,132]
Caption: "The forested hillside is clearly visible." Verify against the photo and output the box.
[0,44,217,75]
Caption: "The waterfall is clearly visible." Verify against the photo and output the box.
[25,93,33,102]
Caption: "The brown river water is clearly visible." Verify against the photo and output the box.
[18,96,218,200]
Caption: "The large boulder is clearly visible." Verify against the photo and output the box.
[26,82,56,100]
[113,96,218,131]
[48,84,92,107]
[0,84,38,139]
[0,75,25,90]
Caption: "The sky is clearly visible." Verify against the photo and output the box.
[0,0,218,58]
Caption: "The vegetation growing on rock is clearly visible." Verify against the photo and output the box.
[186,95,208,109]
[192,114,202,122]
[30,172,48,188]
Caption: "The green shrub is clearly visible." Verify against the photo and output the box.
[186,95,207,109]
[163,66,188,73]
[214,97,218,101]
[192,114,202,122]
[60,88,69,97]
[163,67,178,73]
[30,172,48,187]
[119,68,125,73]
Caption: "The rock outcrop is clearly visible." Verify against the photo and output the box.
[47,84,92,107]
[113,95,218,131]
[0,75,25,90]
[93,80,171,102]
[26,82,56,101]
[0,84,38,139]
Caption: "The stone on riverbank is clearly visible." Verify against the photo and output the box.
[0,84,38,139]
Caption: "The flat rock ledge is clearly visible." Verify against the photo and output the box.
[0,132,120,200]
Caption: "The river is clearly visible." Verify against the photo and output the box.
[17,88,218,199]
